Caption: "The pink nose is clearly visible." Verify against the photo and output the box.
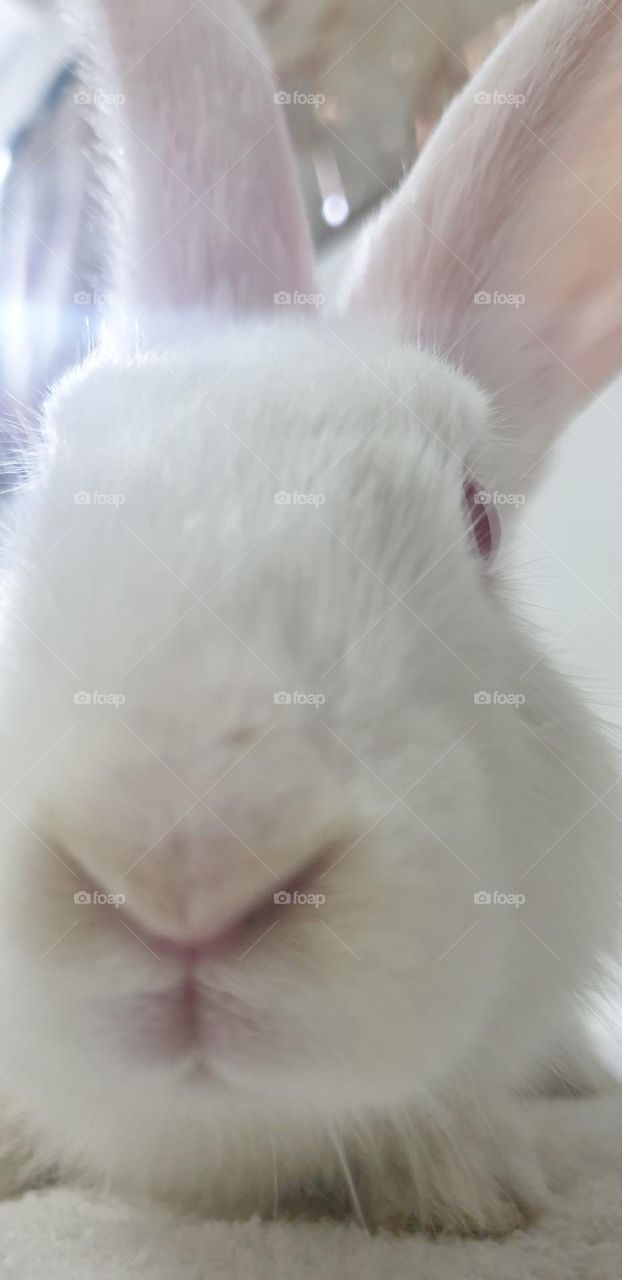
[145,914,249,964]
[124,853,324,964]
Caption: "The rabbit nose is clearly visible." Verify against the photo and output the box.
[63,730,347,944]
[112,819,338,946]
[121,850,327,964]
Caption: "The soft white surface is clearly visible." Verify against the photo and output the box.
[0,1095,621,1278]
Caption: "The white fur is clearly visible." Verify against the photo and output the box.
[0,0,620,1236]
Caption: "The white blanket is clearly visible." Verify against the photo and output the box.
[1,1095,621,1280]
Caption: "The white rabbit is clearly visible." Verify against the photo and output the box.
[0,0,621,1236]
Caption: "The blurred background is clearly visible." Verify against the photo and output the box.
[0,0,621,1056]
[0,0,530,413]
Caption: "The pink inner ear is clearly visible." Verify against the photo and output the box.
[341,0,622,503]
[463,480,501,561]
[88,0,315,314]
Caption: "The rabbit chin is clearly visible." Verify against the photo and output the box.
[0,933,508,1213]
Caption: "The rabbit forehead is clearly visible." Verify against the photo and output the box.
[51,321,490,482]
[26,329,492,691]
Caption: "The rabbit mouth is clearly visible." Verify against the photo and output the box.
[113,865,327,1069]
[57,837,335,1070]
[103,855,333,1074]
[121,979,284,1076]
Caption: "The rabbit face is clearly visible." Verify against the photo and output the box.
[0,322,518,1120]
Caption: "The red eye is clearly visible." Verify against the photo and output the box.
[463,479,501,560]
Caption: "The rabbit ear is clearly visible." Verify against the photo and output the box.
[76,0,314,317]
[341,0,622,496]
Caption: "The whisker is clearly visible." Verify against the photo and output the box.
[328,1126,368,1232]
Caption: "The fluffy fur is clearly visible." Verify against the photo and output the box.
[0,0,620,1237]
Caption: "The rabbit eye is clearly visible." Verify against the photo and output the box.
[463,479,501,560]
